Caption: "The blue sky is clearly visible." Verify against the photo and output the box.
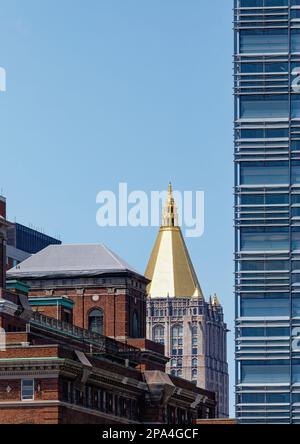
[0,0,234,415]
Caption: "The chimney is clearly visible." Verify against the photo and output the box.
[0,196,6,219]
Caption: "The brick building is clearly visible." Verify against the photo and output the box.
[0,216,217,424]
[8,243,147,341]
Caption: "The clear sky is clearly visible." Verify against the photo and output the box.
[0,0,234,415]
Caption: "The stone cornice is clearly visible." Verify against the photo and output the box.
[0,400,140,424]
[0,299,18,317]
[0,355,147,394]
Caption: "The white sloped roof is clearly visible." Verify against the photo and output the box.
[7,244,141,279]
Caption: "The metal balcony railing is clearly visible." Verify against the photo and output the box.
[31,311,140,363]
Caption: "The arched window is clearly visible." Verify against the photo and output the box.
[132,311,139,338]
[88,308,104,335]
[177,369,183,378]
[172,324,183,337]
[153,325,165,344]
[192,369,198,379]
[192,326,198,336]
[192,358,198,367]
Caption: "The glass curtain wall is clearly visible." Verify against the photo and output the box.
[234,0,300,423]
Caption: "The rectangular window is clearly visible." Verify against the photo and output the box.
[266,393,290,403]
[292,228,300,251]
[291,141,300,152]
[240,227,289,251]
[292,29,300,53]
[268,327,290,337]
[241,293,290,317]
[241,260,289,271]
[240,327,289,337]
[240,128,288,139]
[21,379,34,401]
[292,161,300,184]
[292,208,300,218]
[239,29,288,54]
[293,364,300,384]
[240,162,289,185]
[292,297,300,317]
[240,0,288,6]
[241,360,290,384]
[240,62,288,74]
[239,393,265,404]
[240,194,289,205]
[240,327,265,337]
[292,96,300,119]
[240,95,289,119]
[293,194,300,205]
[240,63,264,74]
[292,393,300,403]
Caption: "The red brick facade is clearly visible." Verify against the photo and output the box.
[28,278,146,341]
[0,209,217,424]
[0,322,216,424]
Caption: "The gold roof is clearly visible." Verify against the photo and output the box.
[145,183,204,299]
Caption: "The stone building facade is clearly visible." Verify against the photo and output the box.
[146,184,229,418]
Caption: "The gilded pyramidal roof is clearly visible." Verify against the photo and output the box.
[145,183,203,299]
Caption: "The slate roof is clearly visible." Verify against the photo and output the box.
[7,244,142,279]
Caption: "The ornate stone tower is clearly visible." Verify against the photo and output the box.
[146,183,229,418]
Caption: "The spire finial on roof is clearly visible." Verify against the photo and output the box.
[162,182,178,227]
[145,182,204,300]
[212,293,220,306]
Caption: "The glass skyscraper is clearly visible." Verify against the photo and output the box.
[234,0,300,424]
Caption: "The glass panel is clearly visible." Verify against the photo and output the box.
[239,29,288,54]
[292,161,300,184]
[241,327,289,337]
[241,361,290,384]
[292,297,300,317]
[240,162,289,185]
[241,327,265,337]
[241,294,290,317]
[291,141,300,152]
[241,194,289,205]
[240,95,289,119]
[240,227,289,251]
[240,393,265,404]
[293,365,300,384]
[88,309,104,335]
[292,228,300,250]
[22,379,34,400]
[240,0,288,5]
[241,260,290,271]
[266,393,290,403]
[240,128,288,139]
[292,96,300,119]
[292,30,300,53]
